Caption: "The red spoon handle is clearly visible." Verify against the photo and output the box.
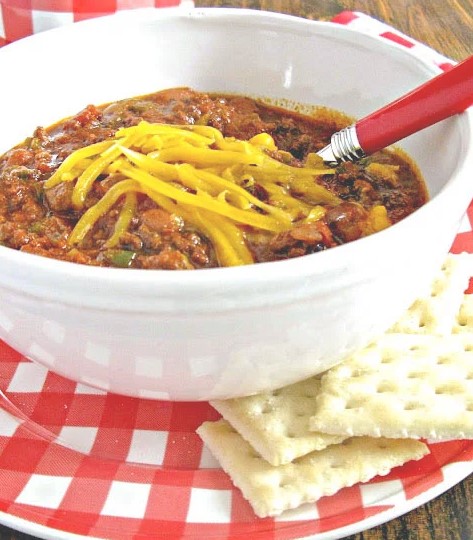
[356,55,473,155]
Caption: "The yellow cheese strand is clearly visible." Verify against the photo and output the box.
[121,147,272,217]
[103,191,137,248]
[190,210,254,266]
[156,145,265,166]
[290,177,342,206]
[68,180,140,245]
[118,164,285,232]
[116,122,215,147]
[117,122,225,145]
[191,168,293,225]
[124,183,253,266]
[365,205,391,234]
[118,145,180,181]
[71,128,145,209]
[44,140,114,189]
[48,120,342,264]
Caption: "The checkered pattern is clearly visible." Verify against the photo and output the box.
[331,11,455,71]
[0,0,190,46]
[0,9,472,540]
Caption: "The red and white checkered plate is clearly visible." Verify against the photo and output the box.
[0,7,473,539]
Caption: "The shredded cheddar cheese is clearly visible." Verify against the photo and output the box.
[44,121,341,266]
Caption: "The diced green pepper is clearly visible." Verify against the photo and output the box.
[29,222,44,234]
[105,249,137,268]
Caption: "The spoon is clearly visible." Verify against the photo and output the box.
[317,54,473,164]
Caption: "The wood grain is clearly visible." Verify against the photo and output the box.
[1,1,472,539]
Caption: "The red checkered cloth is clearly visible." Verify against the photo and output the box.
[2,341,473,539]
[0,9,472,540]
[0,0,188,46]
[331,11,454,71]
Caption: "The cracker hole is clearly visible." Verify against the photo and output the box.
[407,371,425,379]
[435,383,464,395]
[260,403,274,415]
[464,344,473,352]
[436,355,452,365]
[376,382,397,393]
[381,354,395,364]
[344,399,363,410]
[279,478,292,489]
[348,368,367,378]
[467,372,473,381]
[466,403,473,412]
[457,316,468,327]
[403,401,423,411]
[303,392,318,399]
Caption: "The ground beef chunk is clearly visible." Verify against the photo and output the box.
[326,202,369,244]
[45,181,74,212]
[268,221,335,259]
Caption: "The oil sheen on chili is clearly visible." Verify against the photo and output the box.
[0,88,428,269]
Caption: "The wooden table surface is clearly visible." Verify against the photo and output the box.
[1,0,472,539]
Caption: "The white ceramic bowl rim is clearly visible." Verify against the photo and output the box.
[1,7,473,313]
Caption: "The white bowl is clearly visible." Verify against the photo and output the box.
[0,7,472,400]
